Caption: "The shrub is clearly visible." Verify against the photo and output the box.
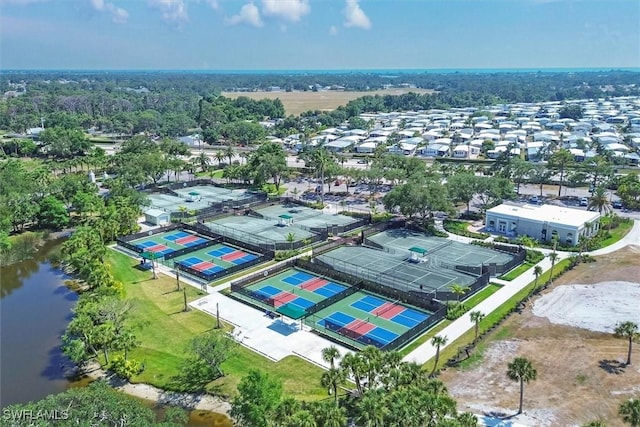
[110,355,143,380]
[525,249,545,264]
[445,302,469,320]
[274,250,300,261]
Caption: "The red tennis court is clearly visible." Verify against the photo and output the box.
[300,277,329,291]
[175,235,199,245]
[193,261,216,271]
[221,250,245,262]
[272,291,297,308]
[373,303,406,319]
[149,244,170,253]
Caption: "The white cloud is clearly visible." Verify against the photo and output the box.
[329,25,338,36]
[205,0,219,9]
[261,0,309,23]
[90,0,129,24]
[149,0,188,25]
[343,0,370,30]
[227,2,262,27]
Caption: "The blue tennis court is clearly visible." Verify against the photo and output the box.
[207,245,235,257]
[179,256,203,266]
[314,283,345,298]
[288,297,315,310]
[164,231,191,241]
[366,327,398,345]
[320,311,355,328]
[258,285,282,297]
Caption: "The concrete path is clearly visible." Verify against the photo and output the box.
[403,219,640,365]
[149,250,352,369]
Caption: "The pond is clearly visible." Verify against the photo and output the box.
[0,240,232,426]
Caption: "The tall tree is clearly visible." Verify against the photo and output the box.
[231,370,283,427]
[548,148,575,197]
[614,321,639,366]
[321,345,341,370]
[430,335,448,376]
[507,357,538,415]
[588,186,611,214]
[470,310,485,344]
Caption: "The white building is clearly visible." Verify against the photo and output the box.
[485,203,600,246]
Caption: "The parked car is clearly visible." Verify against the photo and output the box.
[580,197,589,206]
[612,200,623,209]
[529,196,539,204]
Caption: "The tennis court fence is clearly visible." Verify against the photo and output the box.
[176,252,266,283]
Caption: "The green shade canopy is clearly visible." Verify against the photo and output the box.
[276,303,306,320]
[141,251,160,260]
[188,191,200,196]
[279,214,294,220]
[408,246,428,255]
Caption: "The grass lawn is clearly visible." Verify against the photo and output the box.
[108,250,326,400]
[499,262,533,281]
[196,169,223,179]
[598,220,634,247]
[443,220,489,239]
[398,283,502,357]
[422,259,572,373]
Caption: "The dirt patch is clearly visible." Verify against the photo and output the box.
[439,247,640,427]
[222,89,435,116]
[532,282,640,333]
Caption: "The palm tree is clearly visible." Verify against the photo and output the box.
[548,251,558,285]
[312,401,347,427]
[224,145,235,165]
[430,335,448,376]
[285,231,296,251]
[197,152,210,172]
[321,345,341,369]
[320,368,345,405]
[340,352,366,395]
[355,391,387,427]
[588,186,611,214]
[533,265,543,288]
[449,284,471,302]
[470,311,485,344]
[507,357,537,415]
[614,321,639,366]
[287,410,317,427]
[291,187,299,200]
[214,150,225,167]
[273,397,301,426]
[619,398,640,427]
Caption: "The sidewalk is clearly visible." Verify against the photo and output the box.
[403,219,640,365]
[403,254,567,365]
[150,250,352,369]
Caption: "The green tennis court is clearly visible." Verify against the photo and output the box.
[305,290,432,350]
[317,245,477,293]
[368,229,513,266]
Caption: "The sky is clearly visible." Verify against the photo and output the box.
[1,0,639,70]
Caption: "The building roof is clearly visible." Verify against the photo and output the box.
[486,203,600,228]
[144,208,168,217]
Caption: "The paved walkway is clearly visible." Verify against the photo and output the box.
[403,219,640,365]
[149,250,352,369]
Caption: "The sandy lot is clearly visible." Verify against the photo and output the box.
[440,246,640,427]
[221,88,435,116]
